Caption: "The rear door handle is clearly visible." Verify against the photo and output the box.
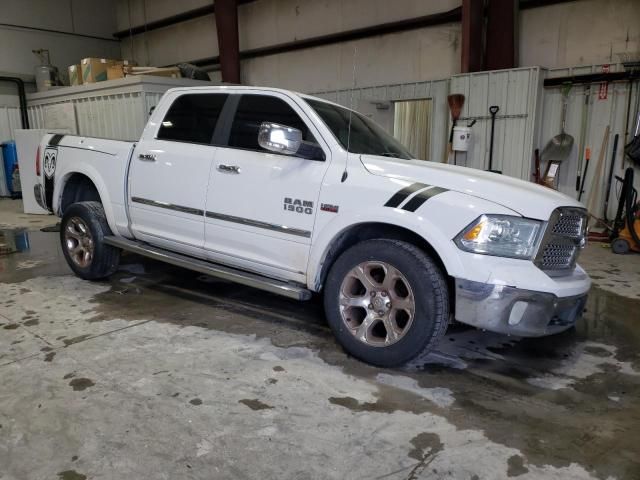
[138,153,156,162]
[217,164,240,174]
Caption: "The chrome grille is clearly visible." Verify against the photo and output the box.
[535,208,587,274]
[552,213,585,237]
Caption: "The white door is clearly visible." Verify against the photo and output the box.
[129,92,229,257]
[204,93,330,281]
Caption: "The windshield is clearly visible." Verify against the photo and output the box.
[305,99,413,160]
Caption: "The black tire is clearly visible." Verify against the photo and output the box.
[611,238,630,255]
[60,201,120,280]
[323,239,449,368]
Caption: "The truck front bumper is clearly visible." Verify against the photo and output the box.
[454,278,588,337]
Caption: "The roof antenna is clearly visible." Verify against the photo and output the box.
[341,47,357,183]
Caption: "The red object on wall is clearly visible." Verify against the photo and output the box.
[598,82,608,100]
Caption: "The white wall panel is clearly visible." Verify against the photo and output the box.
[0,0,119,77]
[520,0,640,70]
[450,67,542,180]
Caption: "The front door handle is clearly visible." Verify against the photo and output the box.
[138,153,156,162]
[217,164,241,174]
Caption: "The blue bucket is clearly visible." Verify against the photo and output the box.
[1,141,19,196]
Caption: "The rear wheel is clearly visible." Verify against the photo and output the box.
[324,239,449,367]
[60,201,120,280]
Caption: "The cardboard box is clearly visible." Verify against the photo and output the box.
[68,64,82,86]
[107,64,124,80]
[106,60,137,81]
[81,58,118,83]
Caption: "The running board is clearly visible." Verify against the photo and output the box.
[103,236,312,301]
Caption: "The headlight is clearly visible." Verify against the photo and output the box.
[454,215,543,259]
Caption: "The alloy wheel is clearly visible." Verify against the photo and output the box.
[338,261,415,347]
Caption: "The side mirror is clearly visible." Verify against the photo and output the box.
[258,122,302,155]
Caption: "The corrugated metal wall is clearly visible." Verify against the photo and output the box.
[0,106,22,143]
[312,79,451,164]
[311,69,543,179]
[541,64,640,219]
[26,92,165,141]
[449,67,542,180]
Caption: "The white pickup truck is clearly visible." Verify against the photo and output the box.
[34,85,590,367]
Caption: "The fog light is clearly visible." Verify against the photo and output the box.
[508,301,528,326]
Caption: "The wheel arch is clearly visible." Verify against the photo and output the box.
[59,172,101,215]
[311,222,457,300]
[54,167,119,235]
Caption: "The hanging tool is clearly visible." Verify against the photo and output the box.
[586,126,610,215]
[533,148,541,184]
[624,91,640,165]
[541,84,574,164]
[446,94,465,163]
[578,148,590,202]
[575,85,590,192]
[487,105,500,173]
[622,80,634,168]
[603,133,619,222]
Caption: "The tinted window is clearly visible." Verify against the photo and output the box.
[229,95,317,152]
[157,93,228,144]
[305,99,413,159]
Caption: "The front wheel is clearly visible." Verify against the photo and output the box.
[323,239,449,368]
[60,201,120,280]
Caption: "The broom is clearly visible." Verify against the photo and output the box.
[445,94,465,163]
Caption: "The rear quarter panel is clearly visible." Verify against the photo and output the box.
[40,134,134,236]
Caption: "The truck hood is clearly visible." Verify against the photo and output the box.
[360,155,584,220]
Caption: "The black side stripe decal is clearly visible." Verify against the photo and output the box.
[48,134,65,146]
[384,182,428,208]
[402,187,449,212]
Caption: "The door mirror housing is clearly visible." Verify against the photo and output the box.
[258,122,302,155]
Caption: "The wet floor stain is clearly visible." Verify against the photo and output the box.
[406,432,444,479]
[69,378,94,391]
[408,432,443,462]
[239,399,274,411]
[57,470,86,480]
[189,398,202,406]
[507,455,529,477]
[63,335,92,347]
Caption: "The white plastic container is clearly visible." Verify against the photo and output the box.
[453,126,471,151]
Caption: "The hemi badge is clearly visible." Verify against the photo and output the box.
[321,203,339,213]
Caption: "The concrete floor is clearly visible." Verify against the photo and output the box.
[1,199,639,480]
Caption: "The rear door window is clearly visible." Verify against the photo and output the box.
[157,93,229,144]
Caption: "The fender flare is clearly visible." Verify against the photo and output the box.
[53,165,119,235]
